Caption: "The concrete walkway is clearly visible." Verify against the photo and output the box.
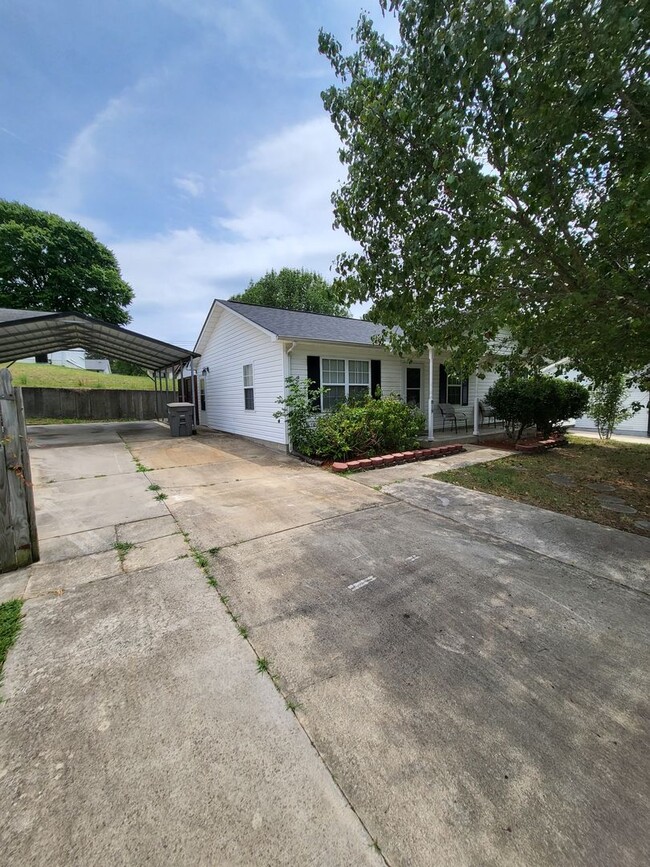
[2,423,649,866]
[0,423,382,866]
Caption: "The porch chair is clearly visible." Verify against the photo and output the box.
[438,403,469,434]
[479,401,498,428]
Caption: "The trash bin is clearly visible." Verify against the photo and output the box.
[167,402,194,437]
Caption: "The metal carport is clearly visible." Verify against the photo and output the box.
[0,308,200,423]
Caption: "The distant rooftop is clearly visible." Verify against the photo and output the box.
[214,300,388,346]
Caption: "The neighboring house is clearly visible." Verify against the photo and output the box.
[19,349,112,373]
[194,299,500,449]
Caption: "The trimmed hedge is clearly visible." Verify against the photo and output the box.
[486,376,589,441]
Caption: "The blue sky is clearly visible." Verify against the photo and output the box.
[1,1,398,348]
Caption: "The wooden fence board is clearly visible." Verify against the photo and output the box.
[0,368,39,573]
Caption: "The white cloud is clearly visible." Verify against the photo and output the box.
[114,115,354,348]
[174,173,205,198]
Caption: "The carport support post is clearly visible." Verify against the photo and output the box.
[428,346,435,441]
[153,370,158,420]
[189,358,197,428]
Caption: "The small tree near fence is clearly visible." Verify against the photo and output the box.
[588,376,640,440]
[486,376,589,442]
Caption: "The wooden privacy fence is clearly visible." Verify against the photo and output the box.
[0,369,39,573]
[22,386,158,421]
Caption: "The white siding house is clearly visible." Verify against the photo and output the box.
[195,303,286,446]
[194,300,503,449]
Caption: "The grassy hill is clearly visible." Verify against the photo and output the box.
[1,362,155,391]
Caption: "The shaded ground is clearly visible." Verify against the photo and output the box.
[436,436,650,536]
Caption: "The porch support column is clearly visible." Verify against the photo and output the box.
[473,381,480,436]
[428,345,435,441]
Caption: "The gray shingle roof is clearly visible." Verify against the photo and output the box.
[217,300,386,345]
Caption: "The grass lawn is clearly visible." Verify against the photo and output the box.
[0,599,23,687]
[435,436,650,537]
[1,362,154,390]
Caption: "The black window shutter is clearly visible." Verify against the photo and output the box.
[438,364,447,403]
[461,378,469,406]
[371,360,381,398]
[306,355,321,412]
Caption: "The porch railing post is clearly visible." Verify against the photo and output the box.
[428,346,434,441]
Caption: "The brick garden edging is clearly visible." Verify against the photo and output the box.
[331,444,464,473]
[515,435,567,454]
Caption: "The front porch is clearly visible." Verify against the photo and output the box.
[420,424,507,446]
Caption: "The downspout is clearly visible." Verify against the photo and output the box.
[428,345,435,441]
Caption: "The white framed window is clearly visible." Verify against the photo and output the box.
[322,359,370,411]
[243,364,254,410]
[446,376,462,405]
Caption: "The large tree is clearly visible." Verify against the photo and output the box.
[0,200,134,325]
[319,0,649,382]
[231,267,349,316]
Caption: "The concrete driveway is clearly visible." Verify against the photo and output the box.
[1,423,649,866]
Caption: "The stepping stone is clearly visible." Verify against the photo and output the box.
[634,520,650,530]
[600,503,637,514]
[546,473,576,488]
[586,482,617,493]
[597,496,627,505]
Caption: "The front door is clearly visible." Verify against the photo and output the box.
[406,367,422,410]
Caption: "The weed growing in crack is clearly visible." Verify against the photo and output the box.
[256,657,271,675]
[147,483,161,492]
[237,624,249,639]
[208,546,220,555]
[154,492,168,501]
[192,550,209,570]
[285,698,301,713]
[113,541,135,563]
[135,461,153,473]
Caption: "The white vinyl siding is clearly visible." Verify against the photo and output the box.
[290,342,409,401]
[198,310,286,444]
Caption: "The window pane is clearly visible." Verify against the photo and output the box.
[323,385,345,411]
[244,387,254,410]
[406,389,420,407]
[243,364,253,387]
[348,360,369,384]
[447,384,461,404]
[349,385,369,403]
[406,368,421,388]
[322,358,345,384]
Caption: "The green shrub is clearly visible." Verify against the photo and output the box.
[312,393,424,460]
[273,376,324,455]
[274,377,424,460]
[588,375,640,439]
[486,376,589,441]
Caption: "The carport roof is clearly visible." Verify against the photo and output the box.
[0,308,198,370]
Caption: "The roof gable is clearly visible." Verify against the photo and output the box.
[209,300,387,347]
